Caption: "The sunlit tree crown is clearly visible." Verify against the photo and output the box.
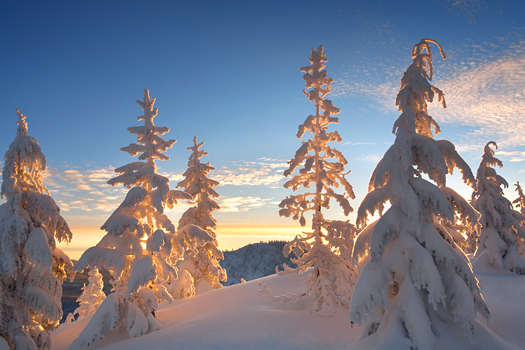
[121,89,176,162]
[394,38,446,138]
[280,45,354,227]
[1,109,48,199]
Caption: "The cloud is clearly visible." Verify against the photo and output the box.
[40,165,128,213]
[496,151,525,163]
[431,43,525,147]
[356,154,382,163]
[442,0,491,24]
[214,158,288,188]
[218,196,274,212]
[332,74,401,111]
[343,142,378,146]
[334,39,525,148]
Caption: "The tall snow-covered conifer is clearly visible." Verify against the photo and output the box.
[350,39,488,349]
[70,90,213,349]
[0,109,73,350]
[269,45,357,316]
[177,136,226,290]
[472,142,525,274]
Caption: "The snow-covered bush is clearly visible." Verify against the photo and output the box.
[177,136,226,290]
[70,90,208,348]
[472,142,525,274]
[0,109,73,350]
[67,267,106,322]
[350,39,488,350]
[268,46,357,316]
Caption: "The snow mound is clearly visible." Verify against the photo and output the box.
[50,270,524,350]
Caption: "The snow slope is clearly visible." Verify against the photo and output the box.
[51,265,524,350]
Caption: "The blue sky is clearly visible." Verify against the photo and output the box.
[1,0,524,258]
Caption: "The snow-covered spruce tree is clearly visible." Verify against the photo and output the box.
[70,90,213,349]
[69,267,106,321]
[512,181,525,215]
[350,39,488,349]
[177,136,226,291]
[0,109,73,350]
[472,142,525,274]
[268,45,357,316]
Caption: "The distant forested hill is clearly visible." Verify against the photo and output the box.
[61,241,294,321]
[220,240,296,286]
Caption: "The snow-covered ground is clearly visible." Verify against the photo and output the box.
[51,262,525,350]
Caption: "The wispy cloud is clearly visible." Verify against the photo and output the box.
[442,0,494,24]
[431,42,525,147]
[38,159,285,217]
[334,39,525,148]
[46,166,117,193]
[42,165,126,213]
[214,157,288,188]
[343,142,378,146]
[218,196,274,212]
[356,154,382,163]
[496,151,525,163]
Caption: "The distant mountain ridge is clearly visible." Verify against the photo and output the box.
[220,240,297,286]
[61,241,294,321]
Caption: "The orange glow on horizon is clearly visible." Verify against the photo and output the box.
[56,224,305,260]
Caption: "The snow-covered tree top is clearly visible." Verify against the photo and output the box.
[475,141,507,195]
[360,39,474,206]
[394,38,446,139]
[296,45,340,140]
[16,108,29,136]
[177,136,219,201]
[279,45,354,229]
[187,136,207,165]
[121,89,176,162]
[1,108,48,199]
